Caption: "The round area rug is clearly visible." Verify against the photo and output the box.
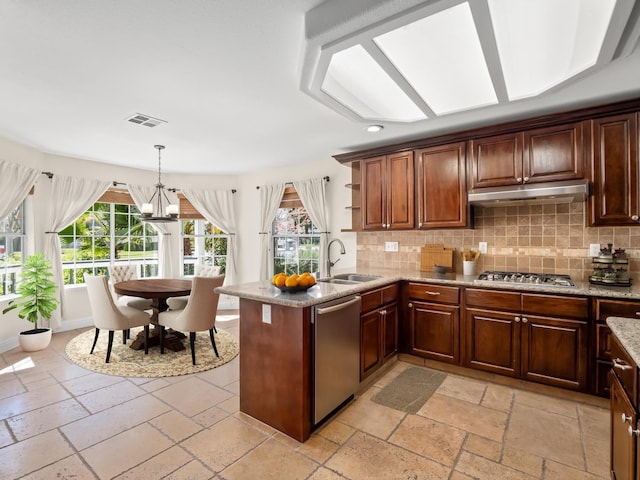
[65,326,239,377]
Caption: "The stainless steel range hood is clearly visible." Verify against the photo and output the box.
[468,180,589,207]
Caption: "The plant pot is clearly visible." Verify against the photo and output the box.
[19,328,52,352]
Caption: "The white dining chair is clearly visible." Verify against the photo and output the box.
[84,274,152,363]
[108,264,153,311]
[166,264,221,311]
[158,275,225,365]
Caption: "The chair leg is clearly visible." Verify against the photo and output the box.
[122,329,128,344]
[106,330,115,363]
[159,326,165,354]
[144,325,149,355]
[90,328,100,354]
[213,326,217,334]
[209,329,219,358]
[189,332,196,365]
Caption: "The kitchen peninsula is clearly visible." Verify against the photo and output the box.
[218,271,640,442]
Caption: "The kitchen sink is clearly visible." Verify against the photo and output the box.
[317,273,382,285]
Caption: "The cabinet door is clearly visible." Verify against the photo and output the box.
[520,315,588,391]
[409,301,459,364]
[470,132,524,188]
[611,373,636,480]
[387,151,414,229]
[523,122,584,184]
[465,308,519,376]
[416,142,468,229]
[589,113,639,226]
[382,303,398,362]
[361,309,381,379]
[362,156,386,230]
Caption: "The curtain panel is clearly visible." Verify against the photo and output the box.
[293,177,330,278]
[181,189,238,286]
[44,175,110,329]
[0,159,40,219]
[258,183,285,281]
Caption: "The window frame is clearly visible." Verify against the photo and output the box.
[0,202,26,298]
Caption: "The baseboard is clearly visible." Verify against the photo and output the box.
[53,316,94,333]
[0,337,19,354]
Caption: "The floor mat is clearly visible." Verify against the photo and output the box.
[372,366,447,413]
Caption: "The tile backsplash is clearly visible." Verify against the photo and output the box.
[356,202,640,281]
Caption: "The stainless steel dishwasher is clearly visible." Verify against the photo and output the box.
[312,295,361,425]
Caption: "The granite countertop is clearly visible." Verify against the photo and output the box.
[608,317,640,366]
[216,268,640,308]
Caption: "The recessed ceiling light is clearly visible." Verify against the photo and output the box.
[367,125,384,133]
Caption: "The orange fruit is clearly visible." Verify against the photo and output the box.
[285,274,299,287]
[275,274,287,287]
[298,275,310,287]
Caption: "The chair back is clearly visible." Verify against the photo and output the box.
[108,264,139,298]
[174,275,225,332]
[194,264,221,277]
[84,274,131,330]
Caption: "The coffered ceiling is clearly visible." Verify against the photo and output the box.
[0,0,639,175]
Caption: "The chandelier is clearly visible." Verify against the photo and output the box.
[140,145,179,223]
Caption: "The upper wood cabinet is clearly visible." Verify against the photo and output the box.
[469,122,584,189]
[416,142,469,229]
[588,113,640,226]
[361,152,414,230]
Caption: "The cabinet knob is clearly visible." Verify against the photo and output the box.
[418,222,423,228]
[426,291,441,296]
[632,215,639,221]
[628,425,640,437]
[522,317,528,324]
[523,176,530,183]
[622,413,633,424]
[408,303,413,308]
[514,316,521,322]
[613,358,633,371]
[516,177,522,183]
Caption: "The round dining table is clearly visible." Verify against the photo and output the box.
[114,278,192,351]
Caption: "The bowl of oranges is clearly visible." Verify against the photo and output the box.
[272,272,317,292]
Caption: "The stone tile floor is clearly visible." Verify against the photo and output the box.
[0,315,610,479]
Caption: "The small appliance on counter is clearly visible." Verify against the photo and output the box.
[477,271,575,287]
[589,243,631,286]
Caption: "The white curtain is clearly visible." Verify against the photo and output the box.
[258,183,285,281]
[181,189,238,286]
[127,184,179,279]
[294,177,330,278]
[44,175,110,329]
[0,159,40,218]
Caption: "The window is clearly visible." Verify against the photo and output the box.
[180,220,228,275]
[59,195,159,285]
[0,202,25,296]
[272,187,320,275]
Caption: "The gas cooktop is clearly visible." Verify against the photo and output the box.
[477,271,575,287]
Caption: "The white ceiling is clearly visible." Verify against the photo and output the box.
[1,0,640,175]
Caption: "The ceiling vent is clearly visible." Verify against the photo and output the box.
[125,113,167,128]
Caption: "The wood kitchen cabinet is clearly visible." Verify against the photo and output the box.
[593,298,640,397]
[465,289,588,390]
[406,282,460,364]
[588,113,640,226]
[469,122,584,189]
[415,142,469,229]
[361,152,414,230]
[360,283,399,380]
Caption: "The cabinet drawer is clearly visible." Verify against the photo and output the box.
[521,294,588,319]
[407,283,459,304]
[610,334,637,407]
[465,288,520,311]
[361,284,399,313]
[595,298,640,321]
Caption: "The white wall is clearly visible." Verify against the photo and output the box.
[0,137,356,350]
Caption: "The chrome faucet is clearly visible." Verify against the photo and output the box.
[326,238,346,277]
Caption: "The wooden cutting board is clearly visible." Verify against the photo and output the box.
[420,244,455,272]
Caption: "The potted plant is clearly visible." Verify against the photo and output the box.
[2,253,59,351]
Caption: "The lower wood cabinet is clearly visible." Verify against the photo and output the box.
[360,284,398,380]
[465,289,588,391]
[611,372,636,480]
[407,283,460,364]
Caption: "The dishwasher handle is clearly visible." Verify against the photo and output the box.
[316,296,361,315]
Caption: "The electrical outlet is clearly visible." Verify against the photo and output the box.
[479,242,488,254]
[262,304,271,324]
[385,241,399,252]
[589,243,601,257]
